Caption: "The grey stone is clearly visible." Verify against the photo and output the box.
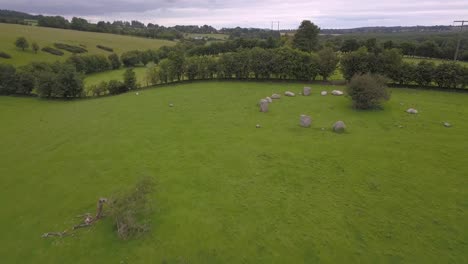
[266,97,273,103]
[256,124,261,128]
[406,108,418,114]
[300,115,311,127]
[285,91,295,97]
[333,121,346,133]
[259,99,269,112]
[321,91,328,96]
[443,122,452,127]
[169,103,174,107]
[303,87,311,96]
[271,93,281,99]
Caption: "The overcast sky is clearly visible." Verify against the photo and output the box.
[1,0,467,29]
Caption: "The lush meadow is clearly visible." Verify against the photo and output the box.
[0,82,467,263]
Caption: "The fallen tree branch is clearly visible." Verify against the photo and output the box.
[42,198,107,238]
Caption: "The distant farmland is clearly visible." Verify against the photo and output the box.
[0,23,175,66]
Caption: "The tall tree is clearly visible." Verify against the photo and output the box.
[292,20,320,52]
[123,68,137,90]
[15,37,29,51]
[317,48,339,81]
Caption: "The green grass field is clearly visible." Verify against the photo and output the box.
[0,23,175,66]
[0,81,467,263]
[84,67,148,87]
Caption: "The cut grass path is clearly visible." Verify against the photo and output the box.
[0,82,467,263]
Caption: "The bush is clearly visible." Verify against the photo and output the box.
[53,43,87,53]
[0,63,17,94]
[108,177,154,240]
[123,68,137,90]
[41,47,64,56]
[121,50,142,67]
[107,80,127,95]
[347,73,390,109]
[108,53,121,70]
[96,45,114,52]
[89,81,108,96]
[0,51,12,59]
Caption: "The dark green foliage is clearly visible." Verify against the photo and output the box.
[25,62,85,98]
[96,45,114,52]
[340,39,360,52]
[317,48,339,81]
[108,177,154,240]
[15,36,29,51]
[67,54,110,74]
[123,68,137,90]
[347,74,390,109]
[293,20,320,52]
[15,67,35,94]
[414,61,435,86]
[108,53,121,70]
[53,43,88,53]
[0,51,12,59]
[121,50,142,67]
[433,63,464,89]
[340,47,372,80]
[41,47,64,56]
[294,23,318,50]
[0,63,16,94]
[107,80,127,95]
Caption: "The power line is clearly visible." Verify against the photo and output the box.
[454,20,467,61]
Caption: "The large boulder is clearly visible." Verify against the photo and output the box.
[303,87,311,96]
[333,121,346,133]
[271,93,281,99]
[300,115,312,127]
[265,96,273,103]
[259,99,269,112]
[321,91,328,96]
[331,90,344,96]
[406,108,418,114]
[285,91,295,97]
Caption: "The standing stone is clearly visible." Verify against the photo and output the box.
[300,115,311,127]
[285,91,295,97]
[333,121,346,133]
[303,87,311,96]
[443,122,452,127]
[331,90,344,96]
[406,108,418,114]
[271,94,281,99]
[266,97,273,103]
[321,91,328,96]
[259,99,269,112]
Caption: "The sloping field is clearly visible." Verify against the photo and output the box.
[0,23,175,66]
[0,82,467,263]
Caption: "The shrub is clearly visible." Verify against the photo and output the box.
[108,177,154,240]
[347,73,390,109]
[433,62,463,89]
[53,43,87,53]
[108,53,121,70]
[0,51,12,59]
[0,63,17,94]
[96,45,113,52]
[123,68,137,90]
[89,81,108,96]
[107,80,126,95]
[32,42,39,54]
[121,50,142,67]
[41,47,64,56]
